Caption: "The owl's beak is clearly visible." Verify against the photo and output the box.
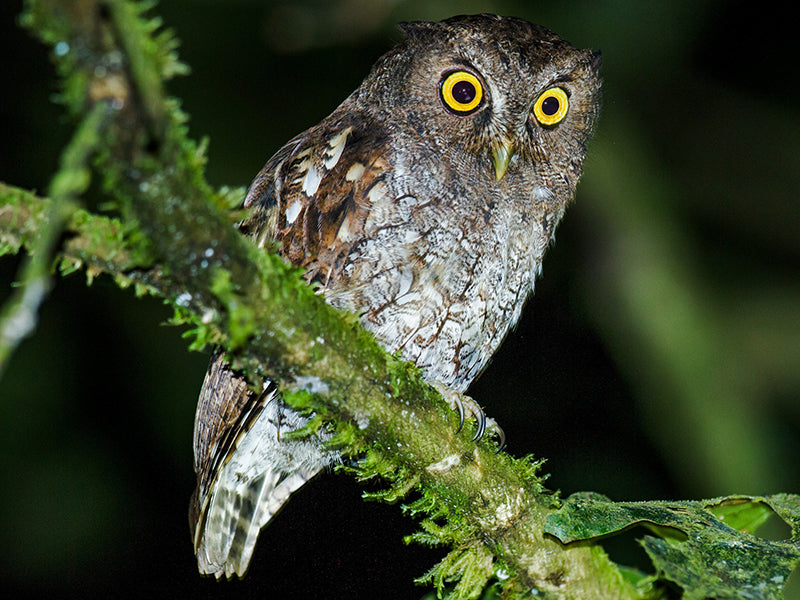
[492,140,515,181]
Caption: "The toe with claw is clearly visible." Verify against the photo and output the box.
[430,381,506,451]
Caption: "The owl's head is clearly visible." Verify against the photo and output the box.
[357,14,601,200]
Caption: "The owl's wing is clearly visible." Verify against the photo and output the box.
[191,114,391,578]
[190,353,331,579]
[241,111,391,289]
[191,351,251,490]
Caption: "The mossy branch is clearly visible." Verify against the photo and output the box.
[2,1,797,599]
[0,102,107,374]
[1,181,638,600]
[1,1,638,598]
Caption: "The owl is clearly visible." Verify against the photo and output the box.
[190,14,601,579]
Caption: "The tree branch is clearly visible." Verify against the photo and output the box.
[0,102,108,374]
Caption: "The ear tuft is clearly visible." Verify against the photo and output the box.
[590,50,603,74]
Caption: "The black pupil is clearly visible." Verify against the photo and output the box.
[452,80,476,105]
[541,95,560,116]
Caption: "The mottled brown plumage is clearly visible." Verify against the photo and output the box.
[191,14,601,579]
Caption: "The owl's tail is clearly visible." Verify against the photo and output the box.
[190,356,335,579]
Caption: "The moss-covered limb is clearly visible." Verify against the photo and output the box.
[0,187,640,600]
[0,202,62,374]
[0,183,151,279]
[5,1,646,598]
[1,189,636,600]
[0,102,109,374]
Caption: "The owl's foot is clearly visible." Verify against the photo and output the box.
[431,382,505,451]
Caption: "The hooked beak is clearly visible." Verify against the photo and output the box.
[491,139,515,181]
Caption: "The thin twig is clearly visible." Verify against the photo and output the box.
[0,103,108,375]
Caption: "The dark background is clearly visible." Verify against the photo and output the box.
[1,1,798,598]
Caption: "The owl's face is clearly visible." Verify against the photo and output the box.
[358,14,601,197]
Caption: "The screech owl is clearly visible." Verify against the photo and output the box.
[190,14,601,579]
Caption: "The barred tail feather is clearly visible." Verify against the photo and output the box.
[192,386,335,579]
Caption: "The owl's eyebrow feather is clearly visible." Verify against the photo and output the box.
[530,68,582,97]
[442,55,483,77]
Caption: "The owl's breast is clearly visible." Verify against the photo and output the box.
[324,170,551,391]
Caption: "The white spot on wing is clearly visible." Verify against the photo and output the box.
[285,200,302,225]
[337,213,353,242]
[302,164,322,197]
[368,181,387,205]
[327,127,352,150]
[346,162,365,182]
[323,126,352,170]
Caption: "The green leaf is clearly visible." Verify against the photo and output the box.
[706,497,773,535]
[545,492,800,599]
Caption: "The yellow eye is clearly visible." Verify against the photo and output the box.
[440,71,484,115]
[533,87,569,126]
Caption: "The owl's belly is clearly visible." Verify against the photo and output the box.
[326,202,544,392]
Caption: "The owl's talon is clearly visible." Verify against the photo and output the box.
[454,396,466,433]
[431,381,504,449]
[472,411,486,441]
[494,426,507,453]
